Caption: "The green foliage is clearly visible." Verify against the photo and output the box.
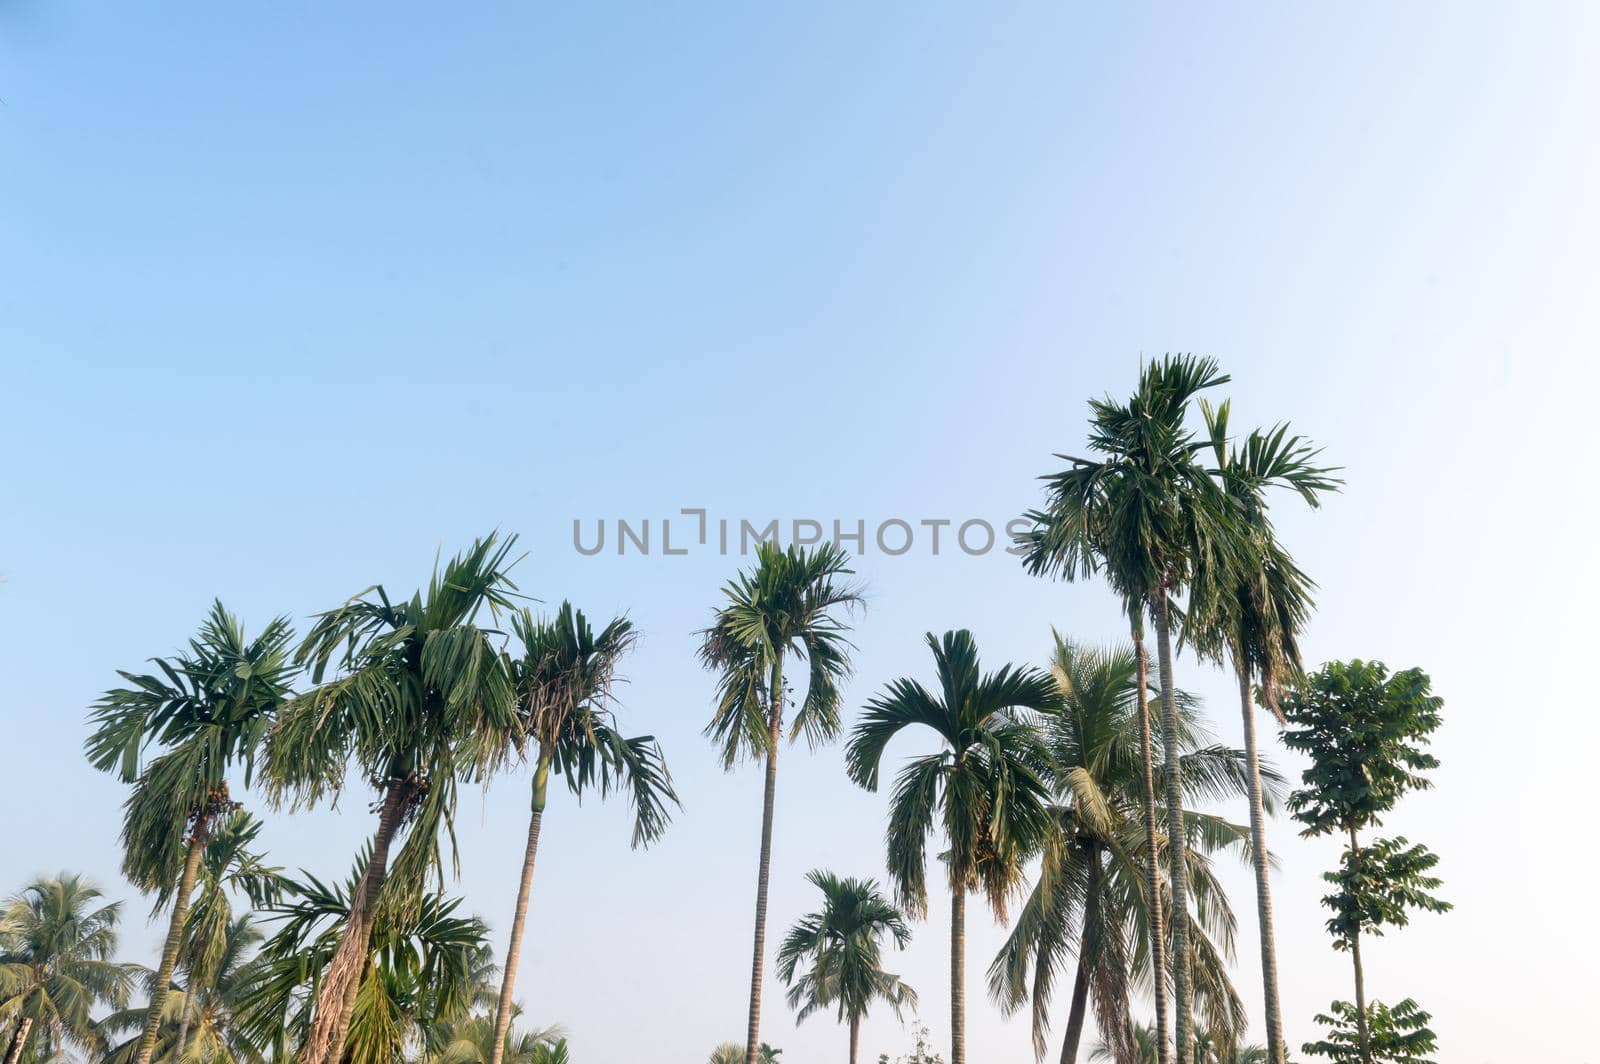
[707,1043,780,1064]
[85,602,296,893]
[884,1024,945,1064]
[1280,661,1442,838]
[846,629,1057,918]
[1320,837,1449,947]
[0,875,138,1061]
[699,541,862,765]
[777,870,916,1035]
[1302,999,1437,1064]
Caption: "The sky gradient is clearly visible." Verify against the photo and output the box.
[3,4,1597,1062]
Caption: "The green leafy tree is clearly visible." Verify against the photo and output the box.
[488,602,677,1064]
[1190,399,1338,1064]
[0,875,137,1064]
[990,637,1275,1063]
[777,871,917,1064]
[85,603,296,1064]
[1020,355,1240,1064]
[699,542,862,1064]
[1301,999,1436,1064]
[102,914,267,1064]
[846,629,1057,1064]
[265,535,519,1064]
[1281,662,1448,1064]
[236,863,491,1064]
[425,1010,564,1064]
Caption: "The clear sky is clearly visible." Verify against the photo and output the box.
[2,4,1597,1062]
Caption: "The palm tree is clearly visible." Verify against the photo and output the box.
[699,542,862,1064]
[0,874,137,1064]
[85,603,296,1064]
[846,629,1057,1064]
[990,637,1279,1064]
[710,1045,781,1064]
[236,864,491,1064]
[264,534,519,1064]
[1190,401,1338,1064]
[425,1009,564,1064]
[1093,1024,1266,1064]
[1020,355,1239,1064]
[487,602,676,1064]
[103,914,267,1064]
[777,870,917,1064]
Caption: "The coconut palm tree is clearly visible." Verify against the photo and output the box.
[699,542,863,1064]
[103,914,267,1064]
[235,863,491,1064]
[424,1009,564,1064]
[85,604,296,1064]
[1189,401,1338,1064]
[0,874,138,1064]
[846,629,1057,1064]
[990,636,1279,1064]
[264,534,519,1064]
[777,870,917,1064]
[488,602,677,1064]
[1020,355,1239,1064]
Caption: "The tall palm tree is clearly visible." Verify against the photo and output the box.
[236,865,491,1064]
[488,602,678,1064]
[699,542,862,1064]
[777,870,917,1064]
[85,603,296,1064]
[989,636,1279,1064]
[845,629,1057,1064]
[1190,401,1338,1064]
[103,914,267,1064]
[1021,355,1239,1064]
[264,535,519,1064]
[0,875,137,1064]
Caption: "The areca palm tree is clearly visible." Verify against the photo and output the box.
[989,637,1279,1064]
[845,629,1057,1064]
[0,874,137,1064]
[264,535,519,1064]
[1020,355,1239,1064]
[777,870,917,1064]
[488,602,677,1064]
[103,914,267,1064]
[699,542,862,1064]
[1190,401,1338,1064]
[236,864,491,1064]
[85,603,296,1064]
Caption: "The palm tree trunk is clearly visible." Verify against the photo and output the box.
[173,989,194,1064]
[1151,588,1193,1064]
[848,1015,860,1064]
[491,752,552,1064]
[297,779,409,1064]
[3,1018,33,1064]
[1236,665,1286,1064]
[744,660,784,1064]
[135,828,208,1064]
[1347,826,1372,1064]
[1058,951,1091,1064]
[950,885,966,1064]
[1132,620,1172,1064]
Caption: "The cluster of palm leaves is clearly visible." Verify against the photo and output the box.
[8,353,1361,1064]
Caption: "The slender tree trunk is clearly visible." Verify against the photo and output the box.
[1151,588,1193,1064]
[136,828,208,1064]
[297,780,409,1064]
[1058,951,1091,1064]
[1236,665,1286,1064]
[744,660,784,1064]
[3,1018,33,1064]
[950,885,966,1064]
[491,752,552,1064]
[849,1015,860,1064]
[1131,621,1172,1064]
[173,989,194,1064]
[1347,826,1372,1064]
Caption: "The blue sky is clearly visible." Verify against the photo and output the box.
[2,4,1596,1062]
